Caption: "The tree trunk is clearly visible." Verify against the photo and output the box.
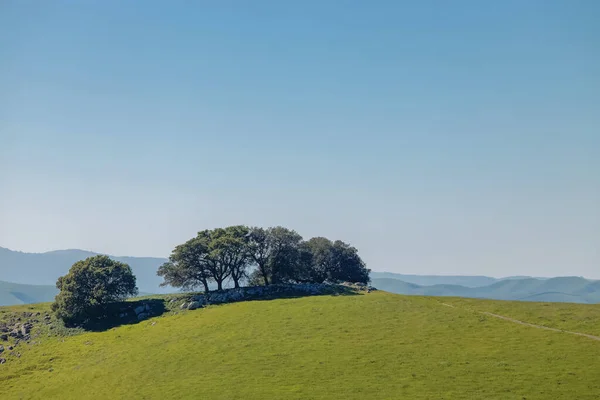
[259,264,270,285]
[202,280,209,293]
[233,278,240,289]
[262,272,269,285]
[216,279,223,291]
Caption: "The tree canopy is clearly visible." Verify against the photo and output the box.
[159,225,370,291]
[52,255,138,325]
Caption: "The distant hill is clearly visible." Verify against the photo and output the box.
[3,246,597,306]
[369,271,500,287]
[369,271,540,288]
[0,279,155,306]
[0,280,59,306]
[0,247,171,299]
[371,275,600,304]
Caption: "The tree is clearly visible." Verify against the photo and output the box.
[302,237,370,284]
[209,225,250,289]
[247,227,273,285]
[158,235,212,292]
[159,225,369,291]
[247,269,267,286]
[302,237,336,283]
[267,226,304,284]
[329,240,370,284]
[52,255,138,325]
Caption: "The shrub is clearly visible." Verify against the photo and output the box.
[52,255,138,325]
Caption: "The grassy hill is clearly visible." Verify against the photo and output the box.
[1,291,600,399]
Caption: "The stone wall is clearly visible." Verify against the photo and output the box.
[171,282,376,311]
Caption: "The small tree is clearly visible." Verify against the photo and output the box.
[52,255,138,325]
[158,235,212,292]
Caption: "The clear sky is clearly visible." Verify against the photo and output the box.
[1,1,598,278]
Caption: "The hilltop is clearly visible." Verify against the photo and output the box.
[1,289,599,399]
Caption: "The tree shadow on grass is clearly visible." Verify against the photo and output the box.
[240,286,362,302]
[78,285,366,332]
[79,298,167,332]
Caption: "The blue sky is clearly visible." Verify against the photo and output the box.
[1,1,598,278]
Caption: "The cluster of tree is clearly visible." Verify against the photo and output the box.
[50,226,368,324]
[158,226,370,292]
[52,255,138,325]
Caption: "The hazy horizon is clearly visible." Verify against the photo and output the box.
[1,244,597,281]
[2,2,599,279]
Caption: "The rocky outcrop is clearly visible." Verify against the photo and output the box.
[133,303,152,320]
[174,282,376,311]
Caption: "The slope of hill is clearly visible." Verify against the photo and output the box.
[369,271,501,287]
[1,291,599,399]
[371,276,600,304]
[0,281,58,306]
[0,247,170,295]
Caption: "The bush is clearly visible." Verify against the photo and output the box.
[52,255,138,325]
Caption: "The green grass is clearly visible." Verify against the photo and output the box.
[442,296,600,337]
[1,291,600,399]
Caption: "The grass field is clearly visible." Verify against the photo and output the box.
[442,296,600,337]
[1,291,600,399]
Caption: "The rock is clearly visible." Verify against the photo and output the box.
[190,295,207,305]
[0,358,5,364]
[134,305,146,315]
[8,346,13,351]
[0,334,7,341]
[187,301,201,310]
[137,313,149,321]
[0,345,3,353]
[180,302,188,310]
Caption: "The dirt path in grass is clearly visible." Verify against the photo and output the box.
[439,302,600,342]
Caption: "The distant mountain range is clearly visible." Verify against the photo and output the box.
[0,247,170,305]
[0,280,59,306]
[370,272,600,304]
[369,272,540,288]
[1,247,598,306]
